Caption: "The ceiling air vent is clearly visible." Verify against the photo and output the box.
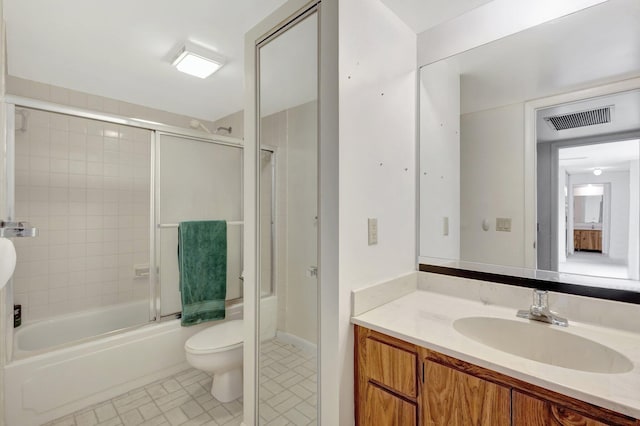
[543,106,612,131]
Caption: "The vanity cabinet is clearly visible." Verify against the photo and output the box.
[355,325,638,426]
[574,229,602,252]
[355,326,419,425]
[422,358,510,425]
[512,391,607,426]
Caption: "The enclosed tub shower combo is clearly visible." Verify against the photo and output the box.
[1,98,277,425]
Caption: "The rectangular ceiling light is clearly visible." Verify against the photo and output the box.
[172,42,225,79]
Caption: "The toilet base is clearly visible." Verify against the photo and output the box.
[211,368,242,402]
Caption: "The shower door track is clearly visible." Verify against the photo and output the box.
[4,95,243,147]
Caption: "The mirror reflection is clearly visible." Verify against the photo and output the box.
[573,190,603,226]
[258,11,318,425]
[419,0,640,288]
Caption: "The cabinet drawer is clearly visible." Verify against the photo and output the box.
[363,383,417,426]
[366,337,417,398]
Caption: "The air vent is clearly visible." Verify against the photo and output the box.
[544,106,612,131]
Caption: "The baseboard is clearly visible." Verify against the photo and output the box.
[275,331,317,356]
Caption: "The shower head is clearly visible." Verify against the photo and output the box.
[189,119,211,134]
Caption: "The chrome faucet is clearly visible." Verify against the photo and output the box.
[517,289,568,327]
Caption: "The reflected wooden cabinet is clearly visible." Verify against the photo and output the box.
[574,229,602,252]
[355,325,639,426]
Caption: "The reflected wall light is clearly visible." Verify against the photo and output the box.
[172,42,225,79]
[593,168,602,176]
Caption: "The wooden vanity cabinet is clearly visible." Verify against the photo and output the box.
[422,357,510,426]
[574,229,602,252]
[355,325,639,426]
[512,391,608,426]
[355,326,419,425]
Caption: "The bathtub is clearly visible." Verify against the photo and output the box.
[13,300,151,358]
[4,296,276,426]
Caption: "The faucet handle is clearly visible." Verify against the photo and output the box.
[532,289,548,309]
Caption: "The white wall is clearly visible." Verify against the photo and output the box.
[419,61,460,259]
[416,0,607,66]
[629,158,639,279]
[338,0,416,423]
[558,167,568,263]
[460,103,526,267]
[571,171,630,261]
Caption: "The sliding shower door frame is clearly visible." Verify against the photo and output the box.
[153,131,252,320]
[2,96,246,347]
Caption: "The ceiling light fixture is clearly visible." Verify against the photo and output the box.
[172,42,225,79]
[593,168,602,176]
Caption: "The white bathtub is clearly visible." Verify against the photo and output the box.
[3,297,277,426]
[13,300,151,357]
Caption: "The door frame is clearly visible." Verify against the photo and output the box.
[243,1,339,424]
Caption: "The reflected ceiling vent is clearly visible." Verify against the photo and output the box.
[543,106,612,131]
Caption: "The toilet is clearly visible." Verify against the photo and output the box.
[184,319,243,402]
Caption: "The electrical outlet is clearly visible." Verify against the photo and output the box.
[496,218,512,232]
[368,218,378,245]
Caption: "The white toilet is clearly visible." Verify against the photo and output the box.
[184,319,243,402]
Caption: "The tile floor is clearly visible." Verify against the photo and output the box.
[559,251,629,279]
[45,338,317,426]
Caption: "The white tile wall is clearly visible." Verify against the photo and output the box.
[12,108,151,323]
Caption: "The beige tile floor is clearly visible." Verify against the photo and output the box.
[45,338,317,426]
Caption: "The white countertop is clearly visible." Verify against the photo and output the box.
[352,290,640,419]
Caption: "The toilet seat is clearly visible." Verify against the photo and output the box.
[185,320,243,355]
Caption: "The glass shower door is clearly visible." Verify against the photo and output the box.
[156,133,244,317]
[8,107,153,350]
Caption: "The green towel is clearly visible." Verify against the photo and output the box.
[178,220,227,326]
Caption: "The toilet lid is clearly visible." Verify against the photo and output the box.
[185,320,243,354]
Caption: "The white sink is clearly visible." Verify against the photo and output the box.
[453,317,633,374]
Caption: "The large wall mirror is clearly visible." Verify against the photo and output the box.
[419,0,640,296]
[256,7,319,425]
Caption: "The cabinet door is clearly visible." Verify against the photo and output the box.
[574,230,582,250]
[593,231,602,251]
[363,383,417,426]
[422,359,510,426]
[512,391,608,426]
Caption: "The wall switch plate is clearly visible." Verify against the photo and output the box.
[368,218,378,245]
[443,217,449,236]
[496,218,512,232]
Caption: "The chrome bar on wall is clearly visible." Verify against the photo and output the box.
[157,221,243,229]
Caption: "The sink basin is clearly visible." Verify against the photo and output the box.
[453,317,633,374]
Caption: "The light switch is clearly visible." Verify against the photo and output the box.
[443,217,449,236]
[496,218,512,232]
[368,218,378,245]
